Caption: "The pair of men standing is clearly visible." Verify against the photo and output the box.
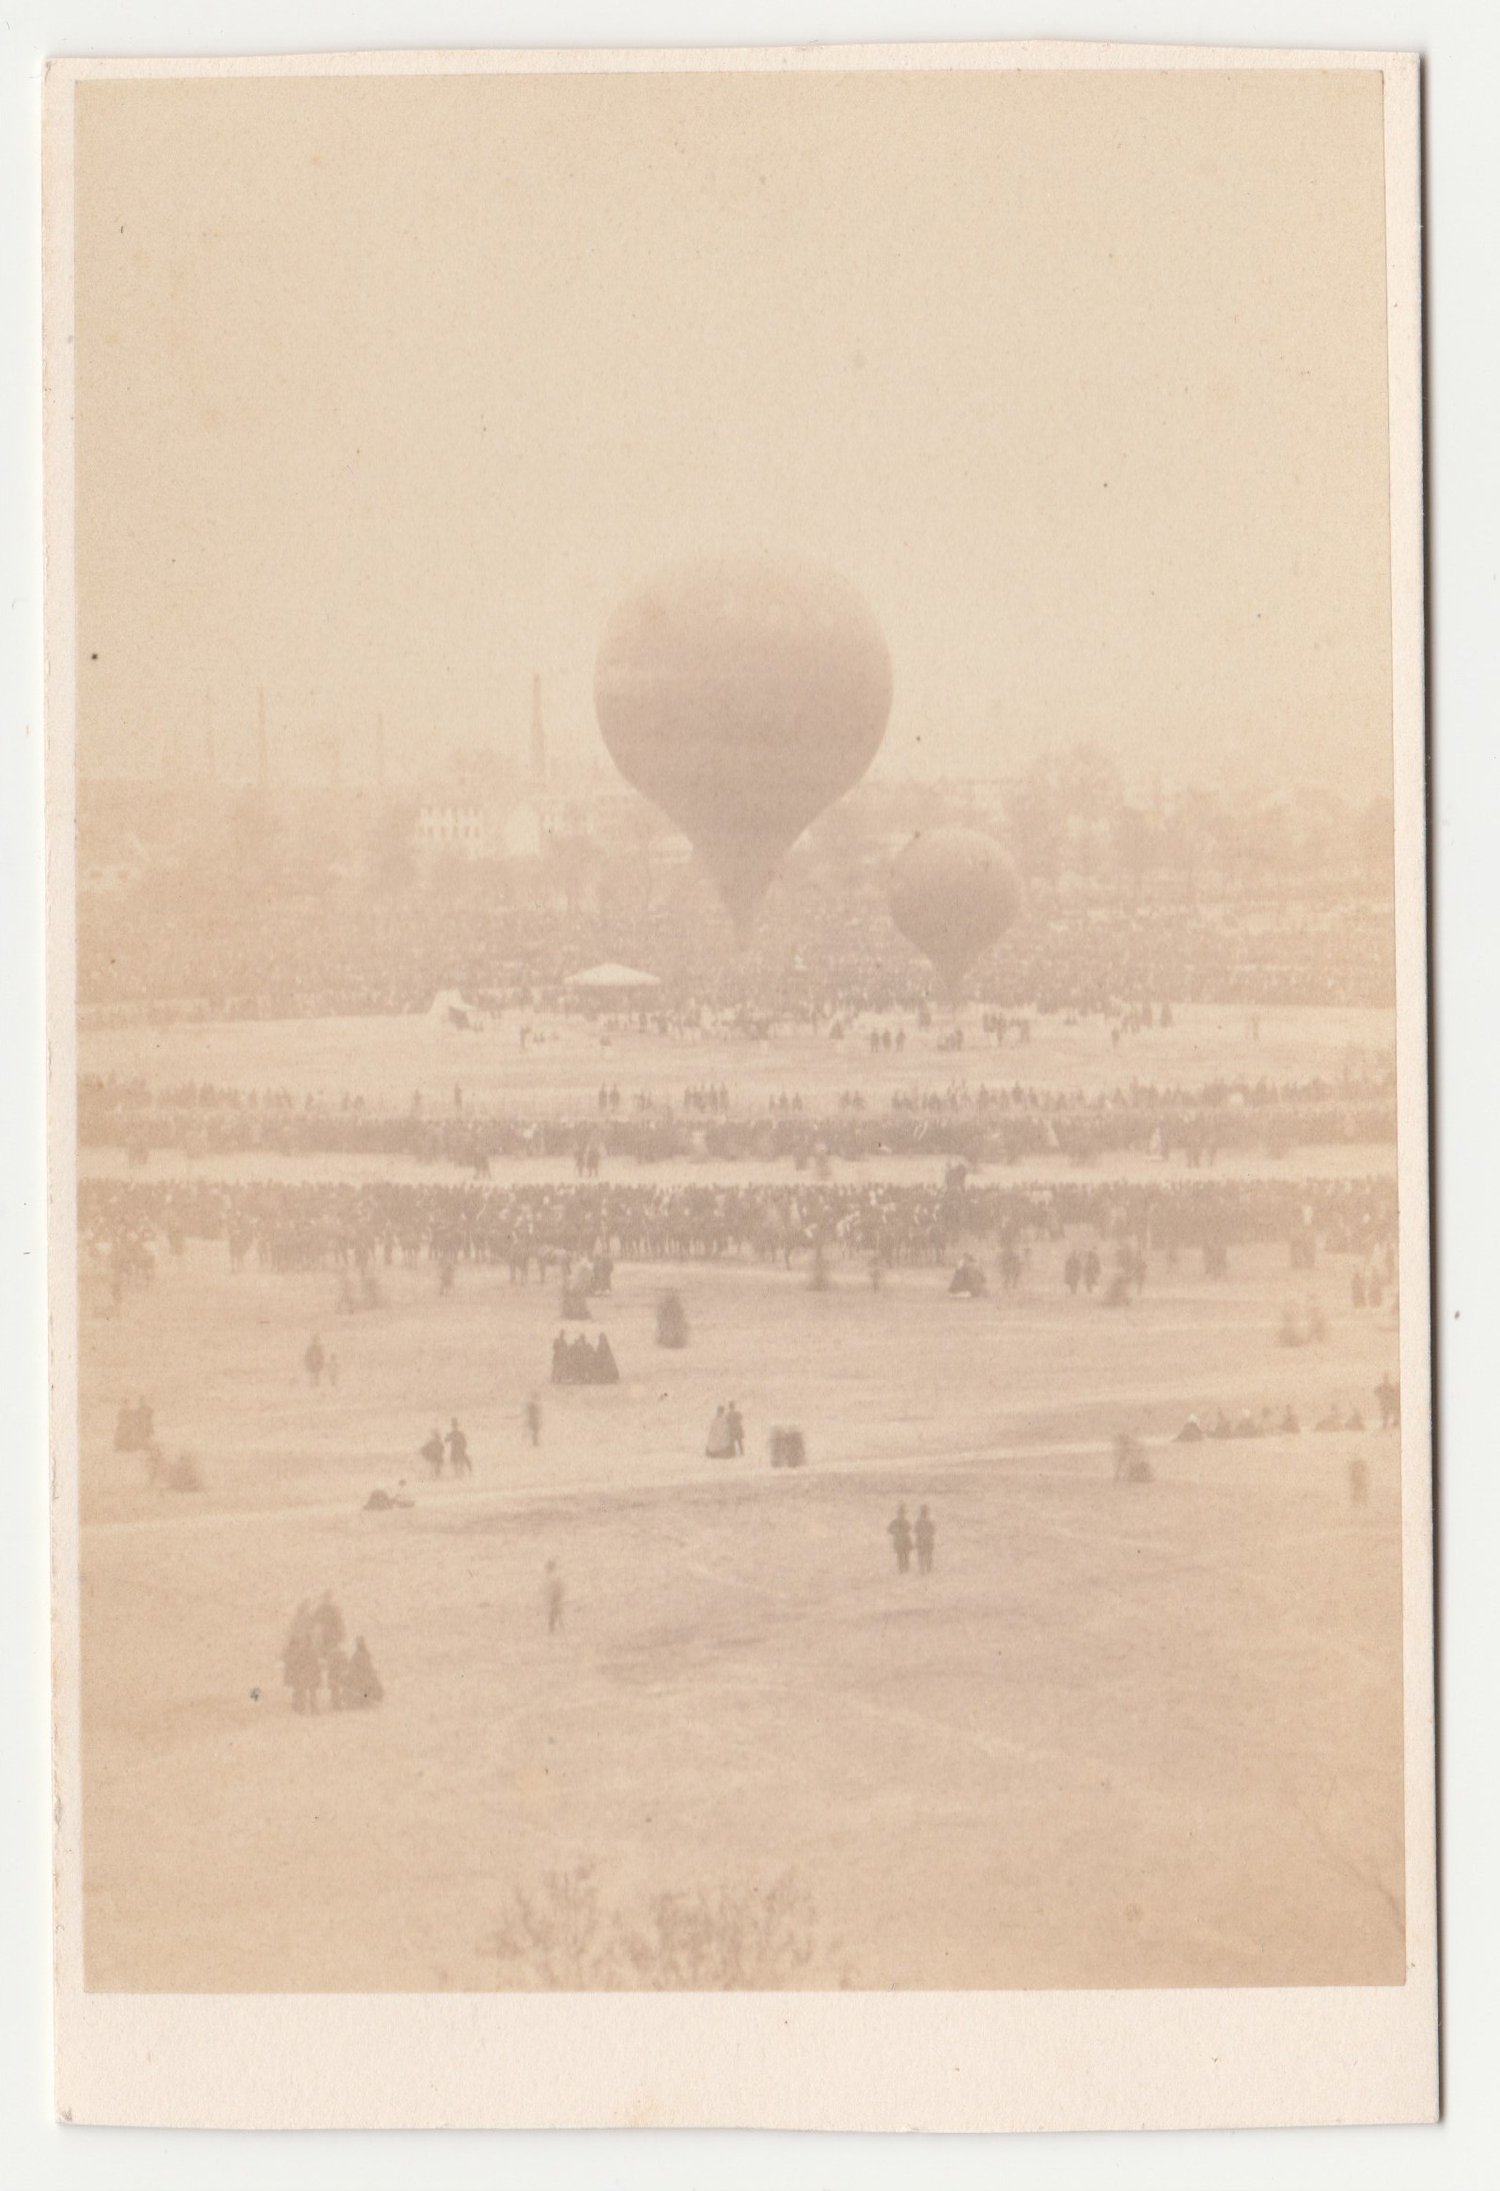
[420,1419,471,1478]
[888,1503,936,1575]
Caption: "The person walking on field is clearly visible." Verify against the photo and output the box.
[446,1418,471,1478]
[282,1599,321,1714]
[304,1334,326,1387]
[524,1393,543,1448]
[544,1560,565,1635]
[915,1505,936,1574]
[888,1504,914,1576]
[420,1426,445,1479]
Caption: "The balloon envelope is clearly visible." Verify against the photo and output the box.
[594,555,892,936]
[889,828,1021,1001]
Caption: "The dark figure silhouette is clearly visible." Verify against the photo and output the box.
[343,1636,384,1707]
[311,1591,345,1658]
[282,1600,320,1714]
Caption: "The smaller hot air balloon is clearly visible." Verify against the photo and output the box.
[889,827,1021,1005]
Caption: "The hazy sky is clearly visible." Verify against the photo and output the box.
[73,65,1393,793]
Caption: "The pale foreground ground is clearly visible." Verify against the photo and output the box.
[77,1235,1405,1992]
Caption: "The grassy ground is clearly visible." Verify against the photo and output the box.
[77,1236,1405,1992]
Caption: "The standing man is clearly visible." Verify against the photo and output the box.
[888,1504,914,1576]
[446,1418,471,1478]
[1375,1373,1400,1430]
[524,1392,543,1448]
[311,1590,346,1661]
[304,1334,326,1387]
[914,1505,936,1574]
[282,1600,321,1714]
[544,1560,565,1635]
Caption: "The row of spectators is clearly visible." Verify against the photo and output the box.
[77,1069,1397,1169]
[82,1066,1395,1116]
[80,1172,1398,1281]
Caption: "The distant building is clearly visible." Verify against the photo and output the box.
[414,803,491,860]
[411,780,682,869]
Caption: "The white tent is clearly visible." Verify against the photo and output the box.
[429,988,481,1028]
[563,963,663,994]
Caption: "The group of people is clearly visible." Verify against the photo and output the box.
[887,1503,938,1575]
[280,1593,382,1714]
[1177,1406,1307,1441]
[551,1329,620,1385]
[705,1402,746,1458]
[78,823,1397,1026]
[1350,1266,1394,1310]
[80,1060,1396,1175]
[1174,1378,1399,1442]
[953,1241,1149,1304]
[419,1419,473,1478]
[81,1170,1400,1287]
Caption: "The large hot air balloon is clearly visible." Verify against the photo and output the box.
[889,828,1021,1003]
[594,554,892,939]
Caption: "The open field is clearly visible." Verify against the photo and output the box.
[80,1001,1395,1116]
[78,1233,1405,1991]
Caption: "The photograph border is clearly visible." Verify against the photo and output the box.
[43,37,1434,2132]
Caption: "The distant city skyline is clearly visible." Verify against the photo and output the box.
[76,682,1388,810]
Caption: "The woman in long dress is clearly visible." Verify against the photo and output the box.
[343,1637,384,1708]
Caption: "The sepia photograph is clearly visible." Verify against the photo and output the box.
[44,38,1433,2130]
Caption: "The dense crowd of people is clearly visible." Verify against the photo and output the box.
[79,1170,1397,1292]
[78,872,1396,1025]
